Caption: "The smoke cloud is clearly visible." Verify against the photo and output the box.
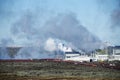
[0,11,102,59]
[0,47,10,59]
[10,11,101,50]
[97,0,120,45]
[44,38,56,52]
[0,0,104,59]
[43,13,101,50]
[110,0,120,44]
[14,47,55,59]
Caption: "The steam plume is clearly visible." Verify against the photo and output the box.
[97,0,120,45]
[0,11,102,59]
[44,38,56,52]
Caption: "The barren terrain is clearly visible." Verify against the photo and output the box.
[0,60,120,80]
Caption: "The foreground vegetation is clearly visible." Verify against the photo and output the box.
[0,60,120,80]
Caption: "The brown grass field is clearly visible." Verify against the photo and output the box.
[0,59,120,80]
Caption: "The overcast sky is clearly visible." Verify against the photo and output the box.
[0,0,120,46]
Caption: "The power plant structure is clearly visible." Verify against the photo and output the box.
[0,43,120,62]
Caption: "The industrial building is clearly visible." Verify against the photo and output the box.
[61,43,120,62]
[58,43,91,62]
[64,51,90,62]
[93,46,120,61]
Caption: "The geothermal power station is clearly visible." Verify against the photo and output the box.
[0,42,120,62]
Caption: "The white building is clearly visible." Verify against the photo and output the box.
[113,55,120,60]
[95,55,108,61]
[93,46,120,61]
[58,43,120,61]
[113,46,120,55]
[108,46,120,61]
[64,52,90,62]
[58,43,91,62]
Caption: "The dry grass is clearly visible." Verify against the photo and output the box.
[0,75,120,80]
[0,60,120,80]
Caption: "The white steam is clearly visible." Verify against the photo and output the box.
[0,12,102,59]
[44,38,56,52]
